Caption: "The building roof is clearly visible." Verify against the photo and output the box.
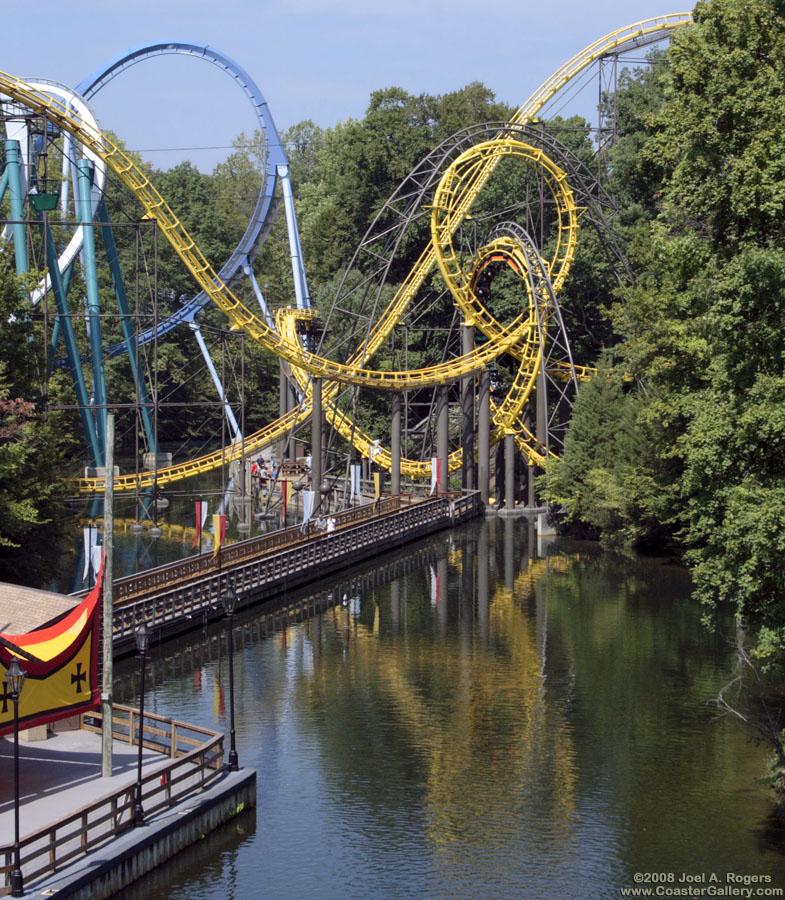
[0,583,77,637]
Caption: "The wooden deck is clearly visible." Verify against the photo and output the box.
[74,492,483,655]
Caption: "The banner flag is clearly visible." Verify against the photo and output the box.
[430,458,438,495]
[90,545,103,583]
[0,556,103,736]
[281,480,288,519]
[373,471,381,500]
[212,514,227,560]
[82,526,97,582]
[191,500,208,549]
[350,464,361,501]
[302,490,314,524]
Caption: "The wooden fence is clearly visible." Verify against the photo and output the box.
[0,706,224,895]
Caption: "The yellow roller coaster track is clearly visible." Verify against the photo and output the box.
[12,14,690,494]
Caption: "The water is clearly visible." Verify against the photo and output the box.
[110,518,785,899]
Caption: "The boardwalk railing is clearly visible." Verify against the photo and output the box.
[109,492,482,649]
[0,706,223,896]
[92,495,412,606]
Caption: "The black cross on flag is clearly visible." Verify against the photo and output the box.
[71,663,88,694]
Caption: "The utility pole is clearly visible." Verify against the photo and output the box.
[102,413,115,776]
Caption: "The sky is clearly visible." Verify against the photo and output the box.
[0,0,691,172]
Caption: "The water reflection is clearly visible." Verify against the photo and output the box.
[114,519,785,900]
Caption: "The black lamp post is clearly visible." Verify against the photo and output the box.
[221,588,239,772]
[133,621,149,826]
[6,658,26,897]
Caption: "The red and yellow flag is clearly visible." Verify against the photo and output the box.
[191,500,208,549]
[0,560,102,736]
[212,514,227,560]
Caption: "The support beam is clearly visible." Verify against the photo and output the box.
[278,165,310,310]
[391,393,401,495]
[312,377,322,509]
[77,159,107,462]
[102,413,114,778]
[437,386,449,493]
[97,200,156,454]
[40,218,102,467]
[189,322,241,440]
[525,403,535,508]
[478,370,490,504]
[534,367,547,507]
[461,323,475,491]
[5,140,27,276]
[278,361,288,463]
[505,432,516,512]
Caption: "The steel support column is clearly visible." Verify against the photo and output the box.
[278,362,288,463]
[505,432,516,512]
[97,200,156,453]
[437,386,449,493]
[5,140,27,276]
[461,323,475,491]
[535,367,547,507]
[77,159,107,460]
[312,377,322,509]
[391,393,401,495]
[40,218,101,467]
[478,370,490,504]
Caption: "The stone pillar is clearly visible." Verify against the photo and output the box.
[391,393,401,495]
[461,323,475,491]
[437,385,449,493]
[478,370,490,504]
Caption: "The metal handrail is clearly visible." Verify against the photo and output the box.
[74,495,410,606]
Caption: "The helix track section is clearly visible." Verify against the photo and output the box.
[0,15,692,493]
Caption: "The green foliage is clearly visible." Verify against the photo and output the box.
[542,361,665,549]
[548,0,785,662]
[0,259,69,585]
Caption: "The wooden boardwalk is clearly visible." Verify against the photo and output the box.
[75,492,482,655]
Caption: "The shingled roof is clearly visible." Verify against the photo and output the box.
[0,583,77,636]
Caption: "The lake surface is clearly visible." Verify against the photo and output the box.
[110,517,785,899]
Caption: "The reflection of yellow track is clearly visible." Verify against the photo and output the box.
[4,15,690,493]
[302,548,580,846]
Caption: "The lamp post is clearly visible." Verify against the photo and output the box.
[6,658,26,897]
[221,588,239,772]
[133,622,149,826]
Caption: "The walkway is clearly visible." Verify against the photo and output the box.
[0,728,163,851]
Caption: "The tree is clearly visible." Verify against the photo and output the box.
[549,0,785,660]
[0,259,70,585]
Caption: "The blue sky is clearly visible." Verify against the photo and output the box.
[1,1,690,171]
